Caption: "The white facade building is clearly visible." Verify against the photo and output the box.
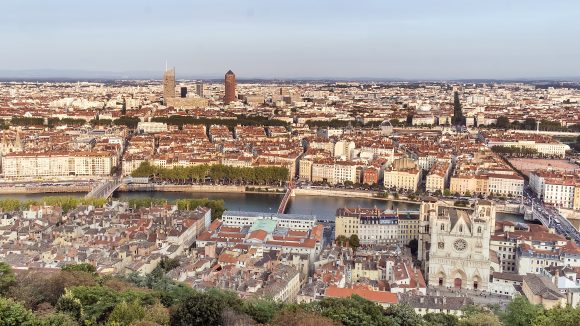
[222,211,316,231]
[2,152,114,178]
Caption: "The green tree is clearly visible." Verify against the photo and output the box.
[169,292,225,326]
[501,296,543,326]
[384,304,423,326]
[496,116,510,129]
[62,285,155,324]
[0,297,40,326]
[348,234,360,250]
[459,312,501,326]
[0,262,16,295]
[311,295,396,326]
[10,116,44,126]
[523,118,537,130]
[140,303,170,326]
[241,298,281,324]
[460,306,501,326]
[335,235,348,246]
[107,300,145,326]
[532,305,580,326]
[424,312,459,326]
[158,257,180,272]
[62,263,97,274]
[41,313,78,326]
[272,309,340,326]
[113,116,140,129]
[10,268,97,310]
[0,199,21,212]
[55,289,84,322]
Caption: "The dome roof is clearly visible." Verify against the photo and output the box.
[418,104,432,112]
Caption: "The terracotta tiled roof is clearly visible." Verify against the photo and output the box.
[325,285,398,304]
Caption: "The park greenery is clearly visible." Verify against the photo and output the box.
[150,114,289,129]
[113,116,140,129]
[490,116,577,132]
[4,114,291,130]
[131,161,289,185]
[126,197,225,221]
[0,196,108,213]
[9,116,88,127]
[490,145,539,157]
[571,135,580,151]
[335,234,360,250]
[0,195,226,222]
[1,261,579,326]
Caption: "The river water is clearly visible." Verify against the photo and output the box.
[0,191,522,222]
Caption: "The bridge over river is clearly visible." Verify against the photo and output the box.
[85,179,123,198]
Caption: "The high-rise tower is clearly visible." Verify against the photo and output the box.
[195,81,204,97]
[224,70,236,105]
[163,67,176,105]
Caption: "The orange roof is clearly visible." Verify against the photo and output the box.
[196,231,211,241]
[325,286,398,304]
[218,253,237,264]
[311,224,324,240]
[220,226,242,233]
[208,219,222,232]
[248,229,268,241]
[287,230,308,237]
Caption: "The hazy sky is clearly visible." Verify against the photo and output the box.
[1,0,579,79]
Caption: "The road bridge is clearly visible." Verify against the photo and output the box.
[86,179,123,198]
[525,206,580,243]
[277,183,294,214]
[511,130,580,137]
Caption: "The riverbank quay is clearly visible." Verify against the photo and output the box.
[0,182,523,215]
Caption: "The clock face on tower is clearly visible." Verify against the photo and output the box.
[453,239,468,252]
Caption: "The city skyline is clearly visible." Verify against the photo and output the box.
[1,0,580,80]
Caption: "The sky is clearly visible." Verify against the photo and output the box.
[1,0,579,80]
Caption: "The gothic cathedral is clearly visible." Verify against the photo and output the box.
[419,197,497,291]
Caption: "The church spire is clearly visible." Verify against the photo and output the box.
[14,131,21,147]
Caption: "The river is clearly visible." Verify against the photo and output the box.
[0,191,523,222]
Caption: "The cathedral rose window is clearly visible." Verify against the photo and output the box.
[453,239,468,252]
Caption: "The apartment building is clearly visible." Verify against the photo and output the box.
[425,161,451,193]
[137,121,168,134]
[335,208,419,246]
[298,158,313,181]
[334,161,358,184]
[383,166,421,192]
[398,213,420,246]
[492,221,580,275]
[530,169,580,209]
[336,208,399,245]
[308,158,360,185]
[487,173,524,197]
[311,159,335,184]
[2,151,114,178]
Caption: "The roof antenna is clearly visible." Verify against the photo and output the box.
[165,60,168,72]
